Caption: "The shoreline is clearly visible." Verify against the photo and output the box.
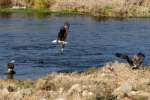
[0,8,84,15]
[0,0,150,18]
[0,62,150,100]
[0,8,150,18]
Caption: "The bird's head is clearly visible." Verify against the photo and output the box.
[137,52,145,58]
[64,22,70,29]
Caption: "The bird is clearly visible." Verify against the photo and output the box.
[115,52,145,69]
[57,22,70,53]
[7,60,16,74]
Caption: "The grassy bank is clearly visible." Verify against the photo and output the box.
[0,0,150,17]
[0,8,49,13]
[0,62,150,100]
[0,7,82,15]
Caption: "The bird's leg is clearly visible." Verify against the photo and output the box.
[56,39,59,44]
[7,73,14,80]
[132,64,139,69]
[59,42,65,54]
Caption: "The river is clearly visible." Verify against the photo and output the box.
[0,13,150,79]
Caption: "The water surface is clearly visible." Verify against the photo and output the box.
[0,13,150,79]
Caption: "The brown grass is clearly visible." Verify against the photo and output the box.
[0,62,150,100]
[0,0,11,7]
[0,0,150,17]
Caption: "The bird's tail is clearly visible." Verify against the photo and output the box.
[115,53,129,59]
[115,53,133,65]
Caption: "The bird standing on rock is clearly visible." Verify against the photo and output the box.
[115,52,145,69]
[7,60,16,74]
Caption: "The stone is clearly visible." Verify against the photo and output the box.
[14,88,32,98]
[113,83,132,97]
[67,84,82,95]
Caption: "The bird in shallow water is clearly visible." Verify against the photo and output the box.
[115,52,145,69]
[57,22,70,53]
[7,60,16,74]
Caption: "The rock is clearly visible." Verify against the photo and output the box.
[113,83,132,97]
[67,84,82,95]
[101,73,114,77]
[55,96,67,100]
[18,88,32,95]
[34,96,48,100]
[38,98,47,100]
[82,90,89,96]
[143,79,150,85]
[2,88,9,95]
[34,90,49,98]
[58,88,64,94]
[82,90,93,96]
[14,88,32,98]
[121,83,132,94]
[129,91,150,100]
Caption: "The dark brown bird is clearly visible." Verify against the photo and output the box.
[57,22,70,52]
[115,52,145,69]
[57,22,70,41]
[7,60,16,74]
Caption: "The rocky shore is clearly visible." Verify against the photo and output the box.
[0,62,150,100]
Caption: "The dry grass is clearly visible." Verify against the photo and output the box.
[0,62,150,100]
[0,0,11,7]
[0,0,150,17]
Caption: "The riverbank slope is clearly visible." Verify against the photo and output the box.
[0,0,150,17]
[0,62,150,100]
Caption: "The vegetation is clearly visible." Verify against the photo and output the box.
[0,62,150,100]
[0,0,11,7]
[0,0,149,17]
[0,8,50,13]
[33,0,55,9]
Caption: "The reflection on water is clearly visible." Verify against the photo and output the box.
[0,12,12,18]
[0,12,150,80]
[91,16,127,22]
[0,12,50,19]
[7,73,14,79]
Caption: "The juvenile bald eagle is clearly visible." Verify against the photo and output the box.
[115,52,145,69]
